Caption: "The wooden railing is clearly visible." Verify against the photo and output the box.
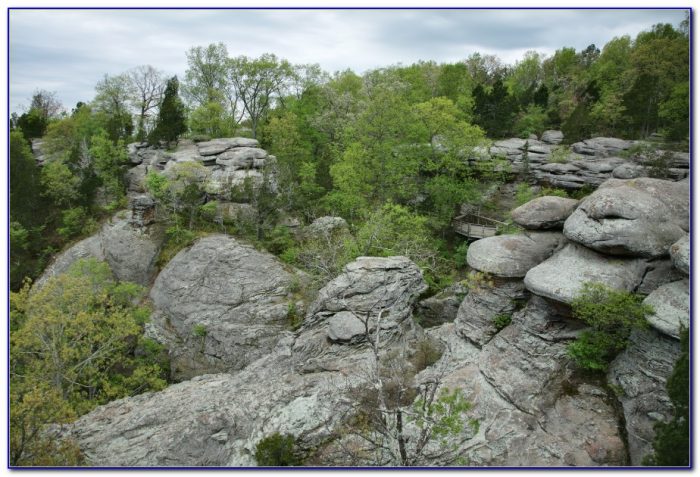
[453,213,507,240]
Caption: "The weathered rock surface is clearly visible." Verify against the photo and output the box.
[197,137,259,156]
[669,234,690,275]
[305,216,349,235]
[540,130,564,145]
[34,211,164,289]
[305,256,427,339]
[416,283,468,328]
[454,279,527,347]
[563,178,689,258]
[215,147,268,168]
[637,258,685,295]
[148,235,298,380]
[524,242,647,304]
[467,232,564,278]
[643,279,689,339]
[571,137,632,157]
[511,196,579,230]
[608,328,681,465]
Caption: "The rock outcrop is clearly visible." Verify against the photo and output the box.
[511,196,579,230]
[34,211,164,289]
[643,280,689,340]
[608,328,681,465]
[563,178,689,258]
[148,235,299,380]
[466,232,564,278]
[524,243,647,304]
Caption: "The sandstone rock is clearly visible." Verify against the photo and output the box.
[467,232,564,278]
[669,234,689,275]
[305,216,349,235]
[571,157,625,173]
[637,258,685,295]
[33,235,105,289]
[612,163,645,179]
[608,328,681,465]
[148,235,297,380]
[538,162,581,174]
[129,194,156,227]
[511,196,579,230]
[454,279,528,347]
[571,137,632,157]
[197,137,260,156]
[100,213,164,286]
[327,311,367,343]
[216,147,268,168]
[541,130,564,145]
[524,243,648,304]
[205,169,263,197]
[34,211,164,289]
[305,256,427,338]
[563,178,689,257]
[125,164,148,193]
[643,279,689,339]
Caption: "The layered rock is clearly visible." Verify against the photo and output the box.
[524,243,647,304]
[563,178,689,258]
[304,256,427,343]
[571,137,633,157]
[466,232,564,278]
[148,235,299,380]
[416,283,468,328]
[511,196,579,230]
[540,130,564,145]
[608,328,681,465]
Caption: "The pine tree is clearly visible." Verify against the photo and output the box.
[149,76,186,147]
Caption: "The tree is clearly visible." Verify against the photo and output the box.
[10,259,168,464]
[567,282,654,371]
[183,43,231,107]
[146,161,208,228]
[189,101,235,138]
[89,130,129,200]
[229,53,295,138]
[128,65,164,141]
[29,89,64,120]
[255,433,302,466]
[149,76,187,147]
[93,73,135,140]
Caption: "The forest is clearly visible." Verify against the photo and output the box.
[9,16,690,467]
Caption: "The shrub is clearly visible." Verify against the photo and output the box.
[547,146,570,164]
[254,433,302,466]
[492,313,512,331]
[192,324,207,338]
[567,282,653,371]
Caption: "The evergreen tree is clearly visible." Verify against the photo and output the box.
[149,76,187,147]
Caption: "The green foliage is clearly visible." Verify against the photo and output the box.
[644,327,689,466]
[189,101,235,137]
[567,282,653,371]
[192,324,207,338]
[254,433,302,466]
[10,259,167,464]
[515,104,547,138]
[411,387,479,441]
[149,76,187,146]
[287,302,302,331]
[548,145,570,163]
[492,313,512,331]
[89,130,128,200]
[57,207,97,239]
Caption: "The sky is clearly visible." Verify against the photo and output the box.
[9,8,687,114]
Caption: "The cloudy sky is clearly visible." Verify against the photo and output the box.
[9,8,687,113]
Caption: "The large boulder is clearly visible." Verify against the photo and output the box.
[215,147,268,168]
[148,235,299,380]
[511,196,579,230]
[608,328,681,465]
[99,213,165,286]
[454,279,528,347]
[643,279,689,339]
[669,234,690,275]
[305,256,427,343]
[563,178,689,258]
[524,243,647,304]
[34,211,165,289]
[540,130,564,145]
[466,232,564,278]
[416,283,468,328]
[305,216,349,236]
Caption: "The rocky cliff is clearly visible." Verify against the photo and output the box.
[42,137,688,467]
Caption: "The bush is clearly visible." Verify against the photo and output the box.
[254,433,302,466]
[492,313,512,331]
[567,282,653,371]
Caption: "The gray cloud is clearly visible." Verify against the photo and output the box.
[9,8,686,113]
